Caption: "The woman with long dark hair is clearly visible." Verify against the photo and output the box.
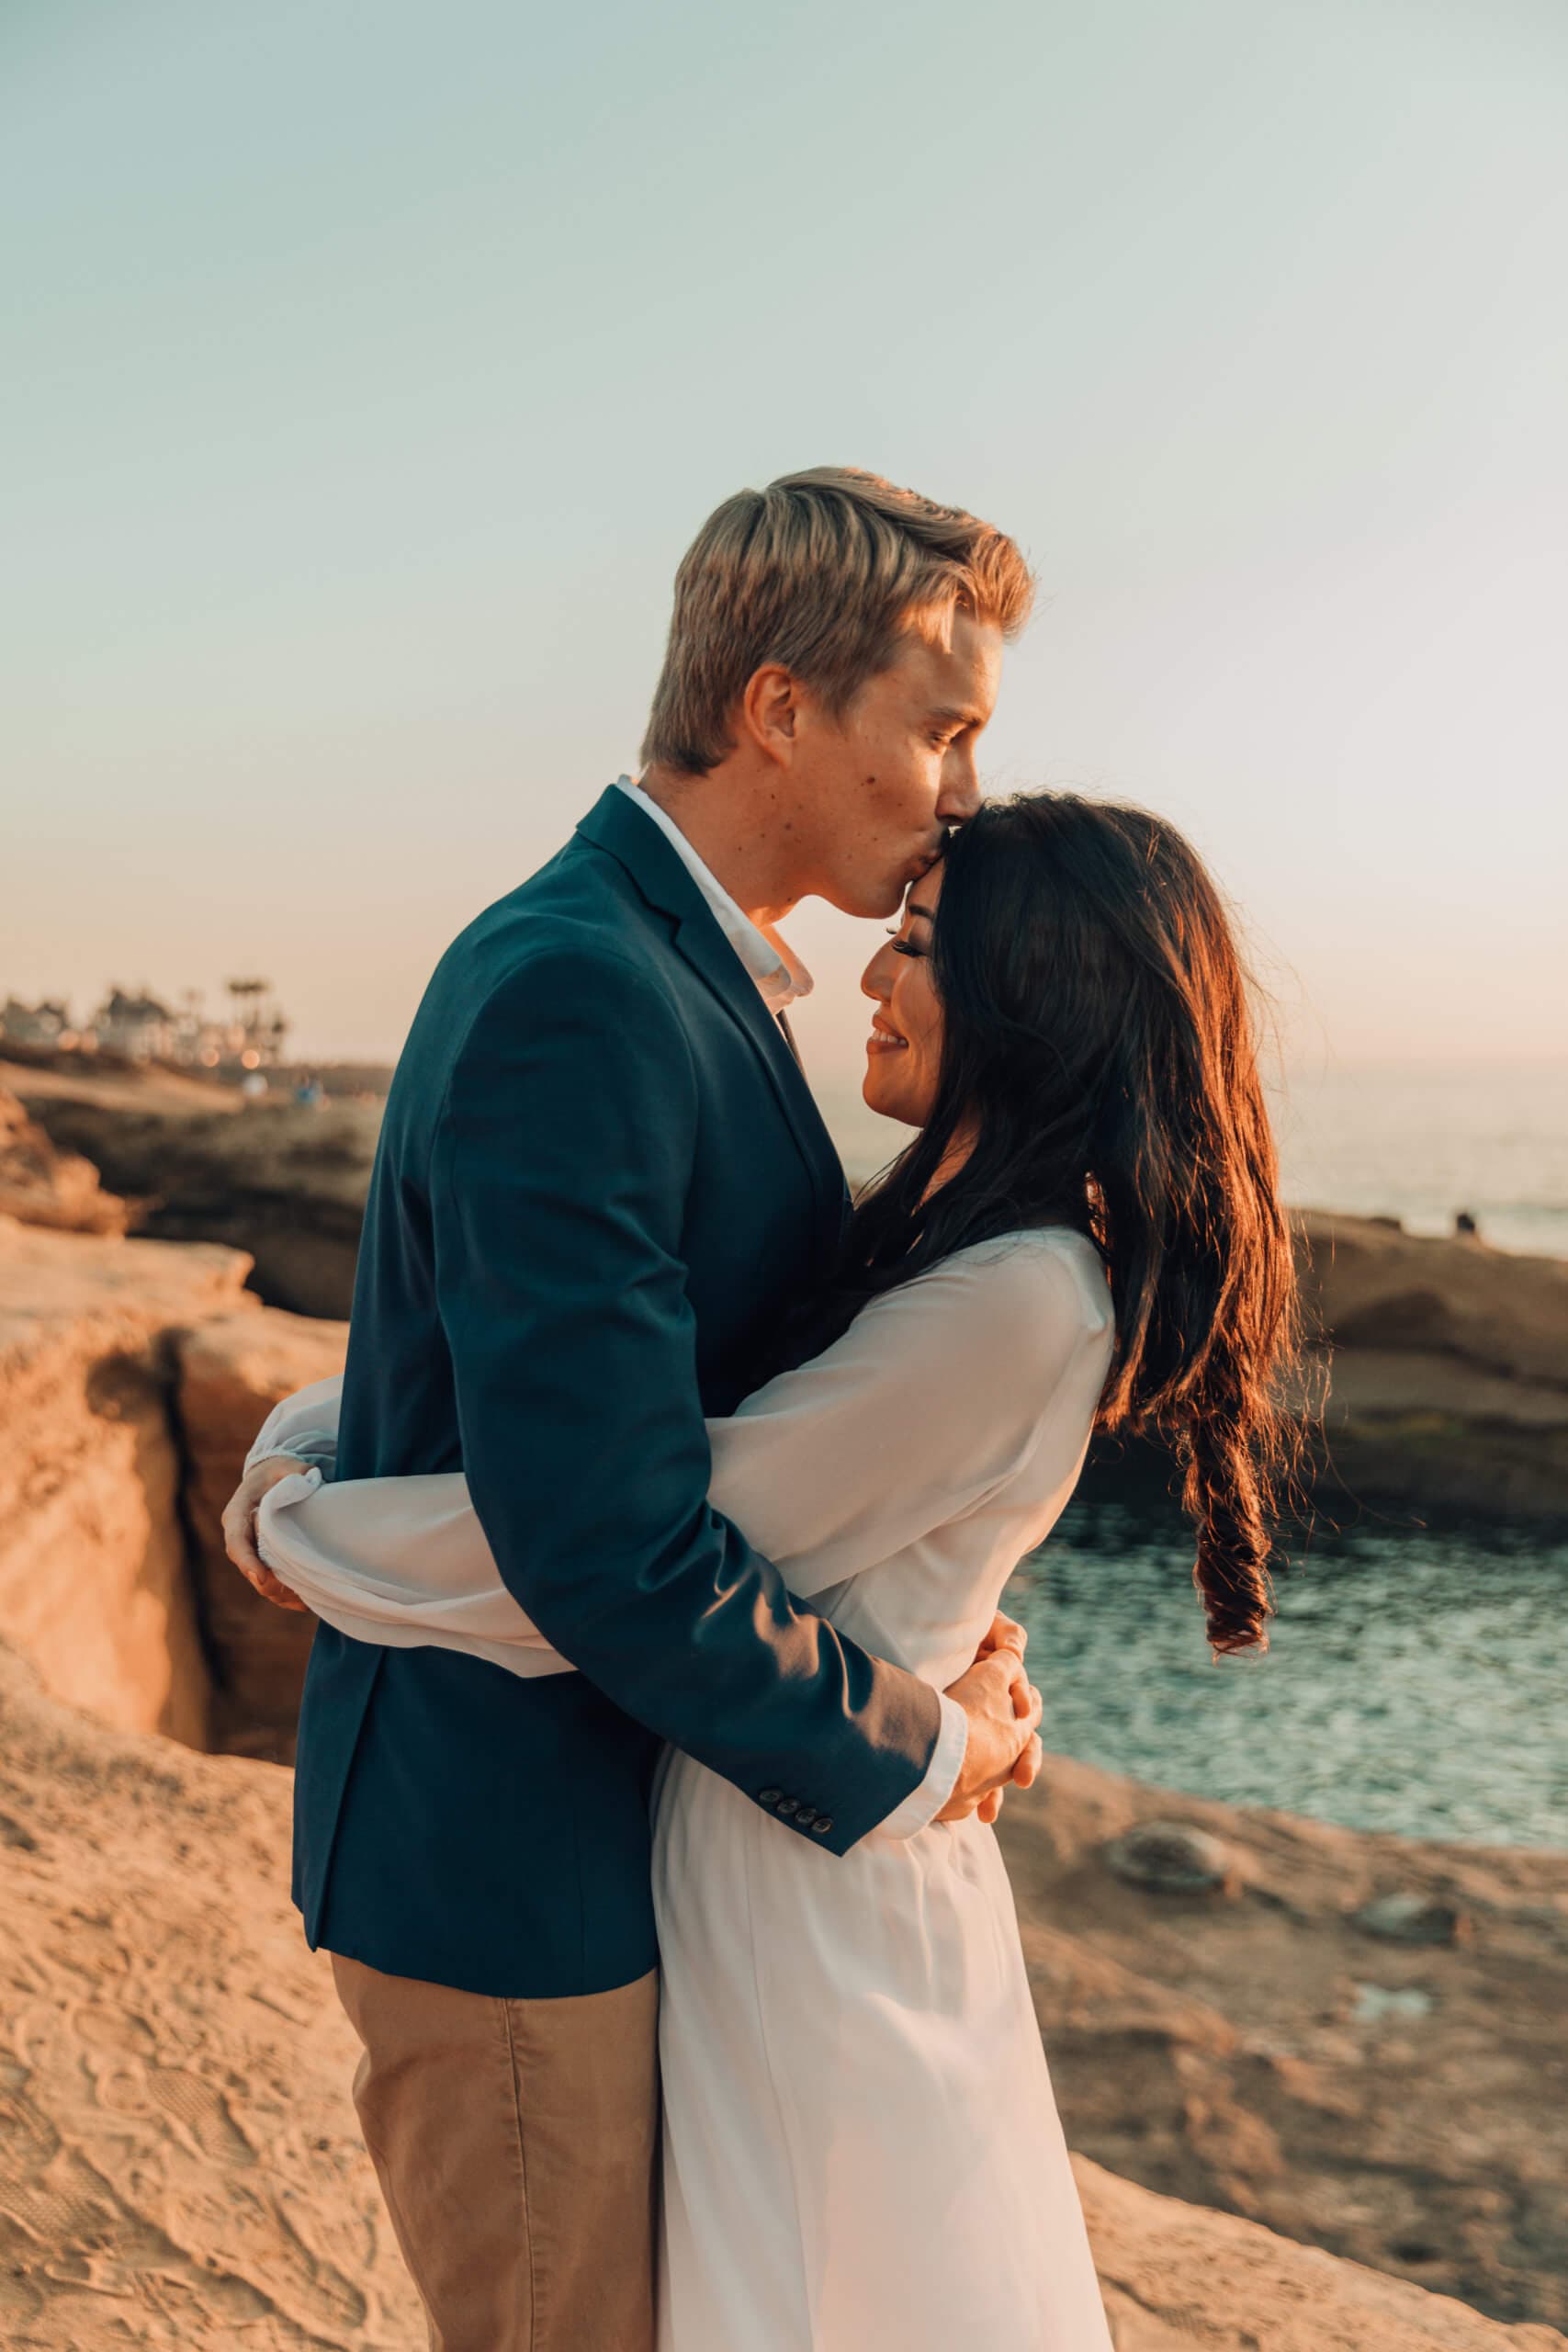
[231,790,1298,2350]
[807,788,1298,1656]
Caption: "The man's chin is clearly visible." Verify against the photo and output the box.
[824,879,907,922]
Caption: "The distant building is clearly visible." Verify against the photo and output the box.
[92,988,177,1061]
[4,979,290,1071]
[0,997,73,1049]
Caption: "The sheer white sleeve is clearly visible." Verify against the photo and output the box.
[704,1234,1111,1599]
[244,1372,344,1476]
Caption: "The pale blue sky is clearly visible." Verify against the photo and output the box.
[5,0,1565,1085]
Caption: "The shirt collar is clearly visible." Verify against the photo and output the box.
[614,776,813,1012]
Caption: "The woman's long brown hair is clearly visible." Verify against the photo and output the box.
[787,791,1301,1654]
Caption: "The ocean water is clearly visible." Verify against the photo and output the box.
[1268,1062,1568,1260]
[1005,1494,1568,1848]
[818,1058,1568,1259]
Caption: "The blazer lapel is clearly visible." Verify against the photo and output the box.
[576,789,848,1223]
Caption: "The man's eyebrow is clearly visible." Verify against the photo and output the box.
[928,704,985,729]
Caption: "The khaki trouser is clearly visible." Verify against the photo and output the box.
[332,1953,660,2352]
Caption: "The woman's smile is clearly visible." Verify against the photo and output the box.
[860,862,945,1125]
[866,1014,908,1056]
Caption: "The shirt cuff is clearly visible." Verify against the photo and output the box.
[878,1692,968,1839]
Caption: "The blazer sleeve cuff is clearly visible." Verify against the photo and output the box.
[876,1692,967,1839]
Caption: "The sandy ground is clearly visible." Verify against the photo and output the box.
[4,1635,1563,2351]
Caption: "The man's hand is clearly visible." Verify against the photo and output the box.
[937,1611,1043,1825]
[221,1456,312,1612]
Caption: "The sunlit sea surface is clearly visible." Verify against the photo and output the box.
[1267,1062,1568,1260]
[821,1059,1568,1260]
[1004,1493,1568,1849]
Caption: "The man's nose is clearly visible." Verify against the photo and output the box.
[936,748,983,824]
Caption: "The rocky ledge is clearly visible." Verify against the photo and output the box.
[1295,1210,1568,1519]
[999,1758,1568,2333]
[0,1085,128,1236]
[6,1061,378,1319]
[3,1641,1561,2352]
[11,1062,1568,1514]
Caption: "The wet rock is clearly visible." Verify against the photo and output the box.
[1354,1891,1469,1945]
[1102,1818,1238,1894]
[1352,1983,1436,2023]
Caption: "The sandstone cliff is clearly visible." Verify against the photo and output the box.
[0,1215,345,1761]
[2,1640,1560,2352]
[0,1216,251,1749]
[0,1085,129,1236]
[177,1306,348,1758]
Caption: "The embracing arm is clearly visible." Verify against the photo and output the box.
[242,1242,1102,1600]
[246,1374,344,1476]
[222,1374,346,1607]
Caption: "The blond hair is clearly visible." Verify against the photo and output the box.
[640,466,1035,775]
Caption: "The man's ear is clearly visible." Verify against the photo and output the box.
[738,662,800,768]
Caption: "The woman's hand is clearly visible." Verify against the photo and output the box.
[221,1456,313,1612]
[941,1611,1043,1826]
[982,1610,1043,1823]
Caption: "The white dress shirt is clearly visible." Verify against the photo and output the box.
[614,776,812,1012]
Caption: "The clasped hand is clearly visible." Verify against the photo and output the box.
[937,1612,1044,1826]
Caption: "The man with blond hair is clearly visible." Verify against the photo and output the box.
[228,468,1041,2350]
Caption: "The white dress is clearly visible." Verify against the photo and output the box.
[249,1227,1117,2352]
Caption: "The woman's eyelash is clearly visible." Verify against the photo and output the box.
[892,941,924,960]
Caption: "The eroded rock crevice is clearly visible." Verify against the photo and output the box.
[0,1212,345,1765]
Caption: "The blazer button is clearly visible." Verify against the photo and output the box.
[795,1806,818,1826]
[811,1817,833,1837]
[758,1789,783,1807]
[776,1795,799,1815]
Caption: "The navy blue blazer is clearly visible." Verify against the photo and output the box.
[292,786,943,1997]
